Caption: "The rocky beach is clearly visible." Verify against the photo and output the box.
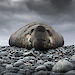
[0,45,75,75]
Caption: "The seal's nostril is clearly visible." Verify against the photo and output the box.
[48,40,50,43]
[36,26,45,32]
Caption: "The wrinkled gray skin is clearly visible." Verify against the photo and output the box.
[9,22,64,50]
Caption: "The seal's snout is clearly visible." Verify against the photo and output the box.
[36,26,45,32]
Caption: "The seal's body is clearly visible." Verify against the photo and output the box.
[9,22,64,50]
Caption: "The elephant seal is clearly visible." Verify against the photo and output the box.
[9,22,64,50]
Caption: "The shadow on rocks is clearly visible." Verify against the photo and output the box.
[33,71,50,75]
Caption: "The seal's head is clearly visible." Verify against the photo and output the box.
[29,25,52,50]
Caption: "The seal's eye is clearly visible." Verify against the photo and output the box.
[30,29,34,35]
[47,30,52,36]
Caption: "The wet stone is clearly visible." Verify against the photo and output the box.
[53,54,59,59]
[35,65,47,71]
[33,50,40,56]
[14,59,24,67]
[14,52,23,57]
[23,51,34,56]
[23,57,30,62]
[23,56,35,63]
[44,61,55,71]
[46,55,53,61]
[35,60,44,66]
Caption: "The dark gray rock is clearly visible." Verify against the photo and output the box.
[11,57,19,62]
[64,58,69,61]
[51,72,64,75]
[0,59,6,64]
[33,71,50,75]
[6,64,13,69]
[7,67,19,73]
[0,66,6,74]
[1,48,7,51]
[44,61,55,71]
[46,55,53,61]
[23,51,34,56]
[18,69,26,74]
[19,64,25,69]
[14,52,23,57]
[72,64,75,70]
[52,59,73,73]
[65,70,75,75]
[33,50,40,56]
[23,56,30,62]
[53,54,59,59]
[35,65,47,71]
[14,59,24,67]
[39,54,47,60]
[28,56,35,61]
[0,52,8,56]
[22,69,32,75]
[4,73,22,75]
[23,56,35,64]
[35,60,44,66]
[0,45,75,75]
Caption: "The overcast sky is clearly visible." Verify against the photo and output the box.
[0,0,75,46]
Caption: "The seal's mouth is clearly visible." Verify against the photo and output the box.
[32,40,45,50]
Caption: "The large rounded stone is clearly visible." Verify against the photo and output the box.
[65,70,75,75]
[52,59,73,73]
